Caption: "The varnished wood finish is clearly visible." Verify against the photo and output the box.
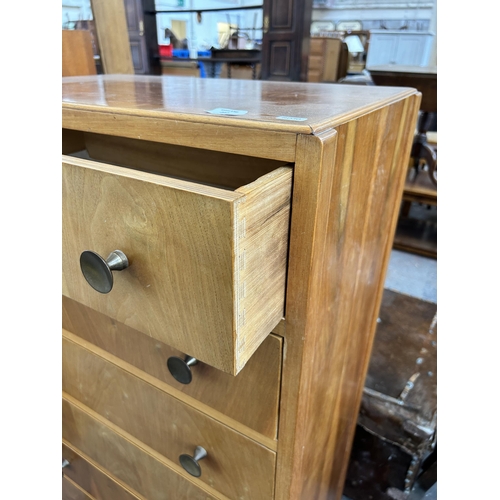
[62,75,421,500]
[275,95,421,499]
[63,335,276,500]
[90,0,134,74]
[63,476,95,500]
[63,443,141,500]
[63,396,225,500]
[63,328,277,452]
[62,156,291,374]
[62,75,417,136]
[62,296,282,440]
[62,30,97,77]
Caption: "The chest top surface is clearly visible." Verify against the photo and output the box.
[62,75,416,135]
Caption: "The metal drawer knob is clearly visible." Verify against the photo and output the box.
[80,250,129,294]
[167,355,198,384]
[62,459,70,469]
[179,446,207,477]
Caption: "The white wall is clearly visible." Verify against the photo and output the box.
[155,0,263,49]
[312,0,436,31]
[312,0,436,67]
[62,0,92,28]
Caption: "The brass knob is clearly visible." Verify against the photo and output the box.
[179,446,207,477]
[80,250,129,294]
[167,356,198,384]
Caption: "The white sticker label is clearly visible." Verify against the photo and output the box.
[276,116,308,121]
[206,108,248,116]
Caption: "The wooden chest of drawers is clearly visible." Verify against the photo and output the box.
[62,75,420,500]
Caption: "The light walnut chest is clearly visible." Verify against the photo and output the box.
[62,75,420,500]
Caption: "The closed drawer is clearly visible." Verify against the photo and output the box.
[62,335,276,500]
[310,38,324,56]
[63,397,223,500]
[307,70,322,83]
[63,297,282,439]
[308,55,323,72]
[62,476,94,500]
[63,443,141,500]
[62,155,292,375]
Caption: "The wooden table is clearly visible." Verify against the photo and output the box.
[62,75,420,500]
[367,65,437,112]
[160,57,262,79]
[369,65,437,184]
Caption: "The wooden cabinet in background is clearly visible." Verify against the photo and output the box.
[62,30,97,77]
[307,37,348,83]
[261,0,313,81]
[124,0,160,75]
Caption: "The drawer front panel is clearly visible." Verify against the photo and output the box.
[310,38,324,55]
[62,443,141,500]
[62,477,94,500]
[63,297,282,439]
[62,397,222,500]
[62,156,291,375]
[308,55,322,72]
[62,336,276,500]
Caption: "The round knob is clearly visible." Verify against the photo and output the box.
[167,356,198,384]
[179,446,207,477]
[62,459,70,469]
[80,249,129,294]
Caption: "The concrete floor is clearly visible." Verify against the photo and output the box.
[385,249,437,304]
[342,248,437,500]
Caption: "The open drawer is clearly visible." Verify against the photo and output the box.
[62,154,291,374]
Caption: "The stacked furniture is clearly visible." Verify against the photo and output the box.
[307,37,349,82]
[62,75,420,500]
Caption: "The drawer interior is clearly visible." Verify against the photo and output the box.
[63,129,290,190]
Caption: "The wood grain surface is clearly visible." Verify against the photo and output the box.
[63,476,95,500]
[62,336,276,500]
[89,0,133,74]
[275,94,421,500]
[62,75,416,136]
[63,396,225,500]
[62,155,291,374]
[63,443,142,500]
[62,296,282,440]
[62,30,96,77]
[233,167,292,371]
